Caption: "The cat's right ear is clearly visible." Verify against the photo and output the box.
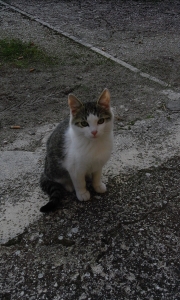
[68,94,83,115]
[97,88,111,110]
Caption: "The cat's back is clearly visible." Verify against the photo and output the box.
[46,117,69,156]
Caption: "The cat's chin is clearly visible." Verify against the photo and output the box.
[84,135,98,140]
[91,136,98,139]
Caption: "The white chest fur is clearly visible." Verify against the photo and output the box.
[63,126,113,175]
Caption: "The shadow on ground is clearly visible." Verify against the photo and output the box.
[1,157,180,299]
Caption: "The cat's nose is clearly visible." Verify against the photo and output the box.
[91,130,97,136]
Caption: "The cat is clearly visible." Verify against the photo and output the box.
[40,88,114,212]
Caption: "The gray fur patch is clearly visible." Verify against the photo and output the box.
[72,102,112,126]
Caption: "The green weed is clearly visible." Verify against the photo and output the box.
[0,39,56,67]
[146,114,154,119]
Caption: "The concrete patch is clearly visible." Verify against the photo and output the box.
[0,150,44,243]
[0,187,44,244]
[162,89,180,111]
[105,118,180,177]
[0,151,39,180]
[0,125,54,243]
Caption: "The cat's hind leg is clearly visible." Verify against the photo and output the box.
[54,177,74,193]
[40,173,65,212]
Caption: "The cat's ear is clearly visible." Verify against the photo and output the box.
[97,88,111,110]
[68,94,83,115]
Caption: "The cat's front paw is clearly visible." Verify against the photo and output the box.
[93,182,107,193]
[76,190,90,201]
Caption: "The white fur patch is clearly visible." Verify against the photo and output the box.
[63,112,114,175]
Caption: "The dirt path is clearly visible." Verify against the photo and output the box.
[0,2,180,299]
[2,0,180,87]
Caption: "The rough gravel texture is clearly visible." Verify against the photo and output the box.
[1,158,180,300]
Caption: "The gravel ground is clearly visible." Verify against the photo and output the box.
[1,157,180,300]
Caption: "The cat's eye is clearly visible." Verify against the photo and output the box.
[81,121,89,127]
[98,118,104,124]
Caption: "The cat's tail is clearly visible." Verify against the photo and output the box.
[40,173,65,213]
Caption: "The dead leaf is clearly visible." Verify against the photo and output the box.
[10,125,21,129]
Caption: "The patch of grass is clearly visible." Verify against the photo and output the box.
[128,120,135,126]
[128,118,140,126]
[0,38,56,67]
[146,114,154,119]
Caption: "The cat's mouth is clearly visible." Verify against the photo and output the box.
[91,135,98,139]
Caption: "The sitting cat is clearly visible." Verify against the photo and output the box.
[40,88,114,212]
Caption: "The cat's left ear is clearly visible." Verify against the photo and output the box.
[97,88,111,110]
[68,94,83,115]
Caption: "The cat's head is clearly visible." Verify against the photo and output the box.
[68,88,113,139]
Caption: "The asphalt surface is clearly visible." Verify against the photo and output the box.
[0,1,180,299]
[3,0,180,87]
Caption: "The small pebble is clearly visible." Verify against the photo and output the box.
[71,227,79,234]
[94,195,101,199]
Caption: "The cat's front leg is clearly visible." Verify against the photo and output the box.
[70,171,90,201]
[92,169,107,193]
